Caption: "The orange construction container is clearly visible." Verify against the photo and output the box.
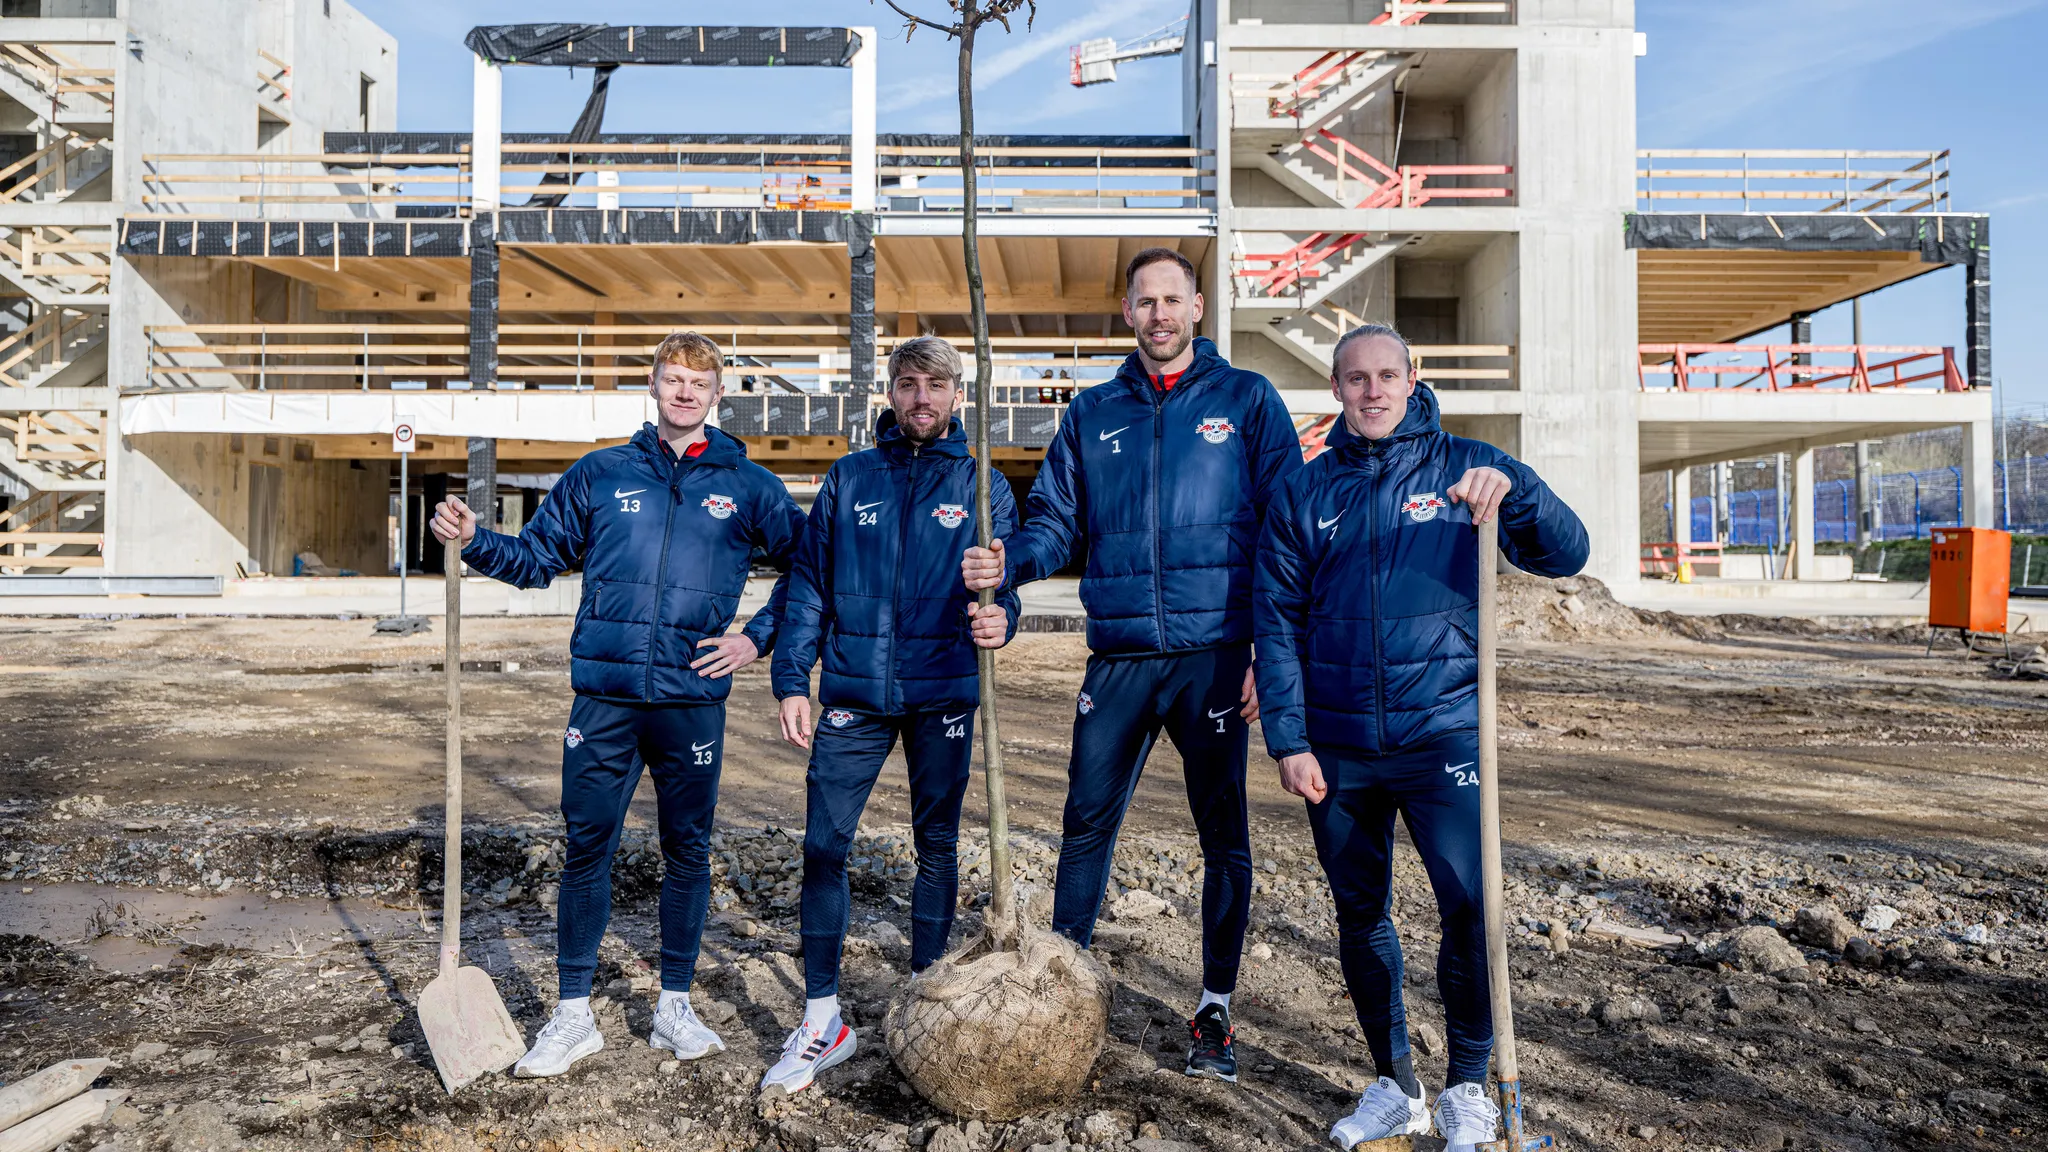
[1927,527,2011,634]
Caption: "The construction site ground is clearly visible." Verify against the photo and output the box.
[2,593,2045,1152]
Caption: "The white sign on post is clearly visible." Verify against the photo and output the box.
[393,421,417,454]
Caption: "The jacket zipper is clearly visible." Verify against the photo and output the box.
[1149,384,1166,650]
[1365,441,1386,751]
[890,445,922,714]
[645,446,681,701]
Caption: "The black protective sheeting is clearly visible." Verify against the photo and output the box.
[469,212,499,389]
[846,212,874,399]
[118,210,845,256]
[526,65,617,209]
[1625,212,1987,265]
[118,218,466,258]
[322,132,1193,170]
[464,25,859,68]
[495,208,851,246]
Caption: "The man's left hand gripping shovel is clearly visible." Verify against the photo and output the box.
[1476,523,1557,1152]
[417,537,526,1093]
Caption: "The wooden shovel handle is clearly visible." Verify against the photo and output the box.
[441,537,463,979]
[1476,523,1519,1085]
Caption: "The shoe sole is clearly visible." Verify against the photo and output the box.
[760,1028,858,1096]
[649,1030,726,1061]
[512,1030,603,1078]
[1183,1065,1238,1084]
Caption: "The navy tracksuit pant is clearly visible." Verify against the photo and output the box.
[1051,644,1253,995]
[1305,730,1493,1086]
[554,695,724,999]
[800,707,975,997]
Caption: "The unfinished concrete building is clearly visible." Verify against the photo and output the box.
[0,0,1994,597]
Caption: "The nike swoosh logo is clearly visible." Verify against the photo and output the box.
[1207,707,1232,718]
[1098,426,1129,440]
[941,713,968,724]
[1318,512,1343,530]
[615,488,647,499]
[692,740,717,752]
[854,500,885,512]
[1444,761,1474,772]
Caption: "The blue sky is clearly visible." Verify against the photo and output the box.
[350,0,2047,409]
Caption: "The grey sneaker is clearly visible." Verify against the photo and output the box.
[649,996,725,1061]
[512,1003,603,1078]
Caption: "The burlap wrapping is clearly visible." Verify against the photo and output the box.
[883,906,1114,1121]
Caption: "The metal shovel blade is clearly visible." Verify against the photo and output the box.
[418,963,525,1094]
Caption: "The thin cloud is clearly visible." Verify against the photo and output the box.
[878,0,1181,114]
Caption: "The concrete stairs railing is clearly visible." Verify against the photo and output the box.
[0,223,115,307]
[0,307,106,389]
[1233,51,1410,152]
[0,40,116,128]
[1233,233,1410,312]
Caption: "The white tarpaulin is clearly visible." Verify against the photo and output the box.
[121,391,664,442]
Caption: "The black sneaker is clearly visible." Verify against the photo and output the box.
[1184,1003,1238,1083]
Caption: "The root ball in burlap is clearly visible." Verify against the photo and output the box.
[884,921,1114,1120]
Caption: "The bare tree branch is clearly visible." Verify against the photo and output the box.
[878,0,961,39]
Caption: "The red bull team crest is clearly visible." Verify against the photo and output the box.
[1400,492,1446,523]
[826,709,854,728]
[701,493,737,520]
[932,503,969,529]
[1196,416,1237,445]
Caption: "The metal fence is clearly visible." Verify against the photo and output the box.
[1678,455,2048,545]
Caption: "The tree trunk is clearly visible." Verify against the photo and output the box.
[955,18,1013,933]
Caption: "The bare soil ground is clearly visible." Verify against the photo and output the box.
[1,610,2045,1152]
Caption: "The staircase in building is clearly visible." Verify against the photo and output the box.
[0,303,109,571]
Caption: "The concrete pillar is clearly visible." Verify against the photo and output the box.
[848,28,877,213]
[471,57,502,213]
[1854,440,1873,551]
[1792,447,1816,580]
[1962,418,1995,527]
[1714,460,1730,543]
[1673,466,1692,549]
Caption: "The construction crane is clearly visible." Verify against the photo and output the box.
[1069,16,1187,87]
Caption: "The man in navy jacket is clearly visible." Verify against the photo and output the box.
[962,248,1303,1082]
[763,336,1019,1096]
[1253,325,1586,1152]
[430,331,805,1081]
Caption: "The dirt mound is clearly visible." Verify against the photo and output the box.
[1498,570,1651,641]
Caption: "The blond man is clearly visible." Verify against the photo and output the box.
[432,332,805,1077]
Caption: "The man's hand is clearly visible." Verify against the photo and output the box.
[1238,664,1260,722]
[1447,466,1512,526]
[961,538,1006,592]
[968,602,1009,649]
[430,496,478,545]
[779,696,813,749]
[1277,751,1327,804]
[690,634,759,679]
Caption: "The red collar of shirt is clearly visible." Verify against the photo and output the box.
[1150,369,1185,394]
[663,437,710,460]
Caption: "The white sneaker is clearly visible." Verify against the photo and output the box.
[649,996,725,1061]
[1434,1081,1503,1152]
[512,1003,604,1078]
[758,1017,857,1095]
[1330,1077,1430,1149]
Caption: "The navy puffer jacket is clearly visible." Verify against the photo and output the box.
[772,413,1021,714]
[1253,384,1589,759]
[1005,337,1302,655]
[462,423,805,705]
